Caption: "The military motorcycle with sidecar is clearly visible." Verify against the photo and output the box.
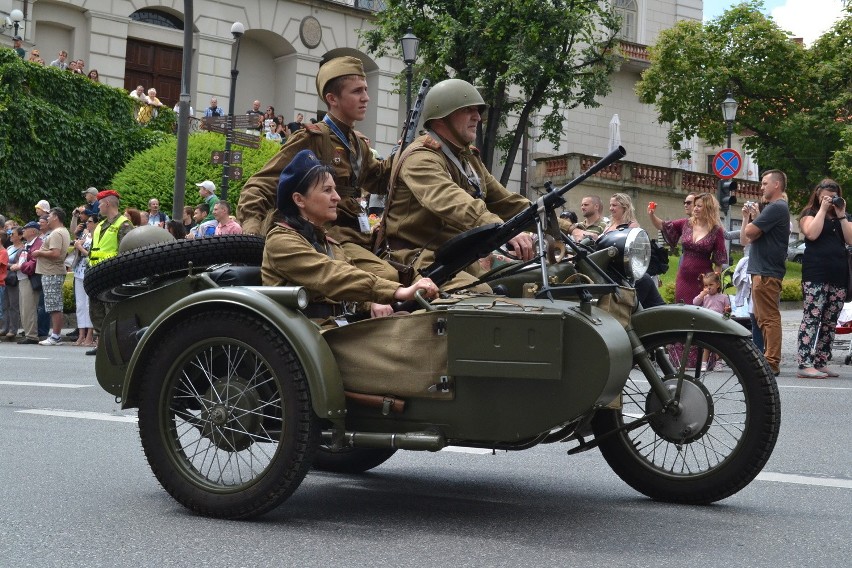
[86,147,780,519]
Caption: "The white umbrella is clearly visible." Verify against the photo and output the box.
[608,114,621,152]
[743,151,759,181]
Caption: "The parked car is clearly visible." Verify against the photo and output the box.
[787,239,805,263]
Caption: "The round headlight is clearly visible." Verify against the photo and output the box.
[595,227,651,281]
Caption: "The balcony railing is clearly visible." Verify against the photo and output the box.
[533,153,761,200]
[618,41,649,62]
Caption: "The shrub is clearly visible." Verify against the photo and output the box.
[111,131,281,213]
[63,273,75,314]
[781,278,803,302]
[0,50,167,218]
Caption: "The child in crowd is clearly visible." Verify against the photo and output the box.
[693,271,732,370]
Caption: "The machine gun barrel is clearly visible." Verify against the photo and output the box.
[400,79,431,153]
[420,146,627,286]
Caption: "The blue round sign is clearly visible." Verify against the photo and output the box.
[713,149,742,180]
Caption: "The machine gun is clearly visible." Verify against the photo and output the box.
[399,79,431,153]
[420,146,627,287]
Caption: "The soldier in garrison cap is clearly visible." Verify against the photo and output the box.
[237,55,397,282]
[382,79,536,292]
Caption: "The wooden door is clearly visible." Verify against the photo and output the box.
[124,38,183,108]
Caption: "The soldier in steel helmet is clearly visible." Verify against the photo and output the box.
[382,78,535,291]
[237,56,397,282]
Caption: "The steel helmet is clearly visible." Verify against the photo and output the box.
[422,79,488,125]
[118,224,175,254]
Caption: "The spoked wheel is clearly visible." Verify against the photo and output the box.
[592,332,780,504]
[138,311,319,519]
[312,446,396,474]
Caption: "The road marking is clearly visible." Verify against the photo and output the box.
[16,409,137,423]
[0,356,51,360]
[779,385,852,391]
[0,381,92,389]
[756,472,852,490]
[442,446,493,454]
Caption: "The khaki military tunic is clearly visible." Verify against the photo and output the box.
[238,117,388,243]
[262,223,400,308]
[383,134,531,289]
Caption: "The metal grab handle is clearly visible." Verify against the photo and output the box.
[414,289,435,311]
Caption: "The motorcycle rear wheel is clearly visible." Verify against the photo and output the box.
[138,310,319,519]
[593,332,780,504]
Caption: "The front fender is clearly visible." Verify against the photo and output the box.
[120,286,346,426]
[630,304,750,339]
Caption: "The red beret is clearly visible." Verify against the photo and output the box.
[96,189,120,200]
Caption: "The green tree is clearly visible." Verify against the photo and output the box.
[0,50,168,218]
[362,0,621,186]
[636,2,852,204]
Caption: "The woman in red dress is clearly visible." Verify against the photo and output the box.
[648,193,727,304]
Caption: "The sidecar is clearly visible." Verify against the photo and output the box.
[88,231,780,520]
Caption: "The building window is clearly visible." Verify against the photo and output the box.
[614,0,637,42]
[130,9,184,30]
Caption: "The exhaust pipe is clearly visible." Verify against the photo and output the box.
[321,430,446,451]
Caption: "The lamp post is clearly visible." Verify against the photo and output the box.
[719,91,739,256]
[400,28,420,116]
[721,91,738,150]
[220,21,245,202]
[10,8,22,37]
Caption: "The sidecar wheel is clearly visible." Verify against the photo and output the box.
[592,333,780,504]
[138,310,319,519]
[313,447,396,473]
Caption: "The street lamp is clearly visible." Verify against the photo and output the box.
[221,21,245,202]
[719,91,739,255]
[10,9,23,37]
[721,91,738,150]
[400,28,420,116]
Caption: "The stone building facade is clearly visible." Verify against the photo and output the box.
[4,0,759,229]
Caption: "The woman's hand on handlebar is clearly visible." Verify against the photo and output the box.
[393,277,439,302]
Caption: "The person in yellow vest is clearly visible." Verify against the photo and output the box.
[86,189,132,355]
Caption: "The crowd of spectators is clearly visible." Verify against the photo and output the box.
[0,180,243,347]
[7,41,98,79]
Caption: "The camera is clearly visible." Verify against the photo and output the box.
[831,196,844,207]
[744,201,756,208]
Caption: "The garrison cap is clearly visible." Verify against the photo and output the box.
[277,150,322,210]
[316,56,365,98]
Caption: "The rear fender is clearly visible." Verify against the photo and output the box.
[121,286,346,427]
[630,304,750,339]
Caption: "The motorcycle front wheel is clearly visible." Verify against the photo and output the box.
[138,311,319,519]
[592,332,780,504]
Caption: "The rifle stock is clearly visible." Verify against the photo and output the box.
[421,146,627,286]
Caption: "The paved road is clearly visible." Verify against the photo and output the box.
[1,309,850,567]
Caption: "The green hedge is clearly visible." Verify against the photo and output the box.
[111,131,282,213]
[0,50,168,218]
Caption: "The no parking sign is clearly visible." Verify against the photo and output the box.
[712,149,742,179]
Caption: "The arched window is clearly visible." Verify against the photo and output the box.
[614,0,638,42]
[130,9,184,30]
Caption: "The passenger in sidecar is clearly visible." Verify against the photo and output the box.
[262,149,438,321]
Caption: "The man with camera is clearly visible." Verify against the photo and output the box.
[740,169,791,376]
